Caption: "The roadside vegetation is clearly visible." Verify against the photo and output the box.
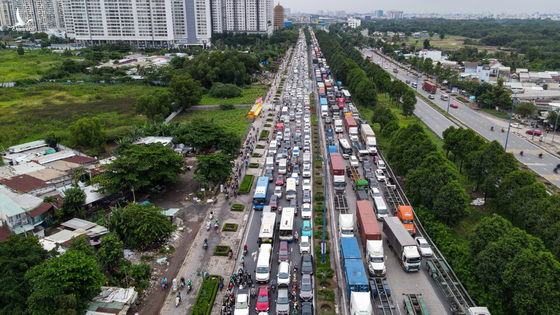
[317,26,560,315]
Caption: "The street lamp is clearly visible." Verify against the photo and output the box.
[505,91,518,151]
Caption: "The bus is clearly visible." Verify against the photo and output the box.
[258,213,277,245]
[343,90,352,103]
[279,207,295,242]
[253,177,269,210]
[338,139,353,159]
[285,178,297,200]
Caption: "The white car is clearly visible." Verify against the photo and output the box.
[302,179,311,191]
[276,132,283,141]
[301,203,312,219]
[293,146,300,156]
[291,172,300,185]
[300,235,311,254]
[234,291,250,315]
[375,169,386,182]
[350,155,359,167]
[415,237,434,257]
[277,262,290,287]
[274,185,283,199]
[302,165,311,178]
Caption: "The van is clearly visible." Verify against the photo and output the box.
[278,159,287,175]
[285,178,297,200]
[303,153,311,166]
[441,94,449,101]
[378,159,386,170]
[373,196,388,221]
[255,244,272,283]
[270,140,278,148]
[278,241,289,262]
[266,157,274,171]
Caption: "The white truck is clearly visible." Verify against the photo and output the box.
[366,240,387,277]
[360,124,377,155]
[321,105,329,118]
[334,119,344,133]
[339,214,354,237]
[348,127,359,142]
[350,292,373,315]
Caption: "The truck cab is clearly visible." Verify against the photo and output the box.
[339,214,354,237]
[350,292,373,315]
[397,205,416,236]
[367,240,386,277]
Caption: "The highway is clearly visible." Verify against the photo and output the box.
[311,34,453,315]
[363,49,560,187]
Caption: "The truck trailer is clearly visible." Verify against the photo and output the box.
[422,81,437,94]
[340,237,361,268]
[356,200,382,248]
[343,259,369,299]
[329,153,346,194]
[382,217,421,272]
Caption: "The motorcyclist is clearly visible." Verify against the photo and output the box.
[294,231,299,242]
[177,291,182,303]
[520,151,524,156]
[181,276,185,288]
[539,153,544,158]
[244,244,248,252]
[502,128,505,132]
[491,126,494,131]
[187,279,192,286]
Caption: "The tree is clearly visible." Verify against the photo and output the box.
[45,133,62,148]
[60,184,86,216]
[432,180,470,226]
[135,90,173,121]
[209,83,243,98]
[194,152,234,184]
[423,39,430,50]
[25,250,105,315]
[401,94,416,118]
[107,203,175,249]
[17,44,24,55]
[93,143,185,194]
[380,121,400,139]
[439,31,445,40]
[169,75,202,109]
[0,236,49,315]
[469,215,513,257]
[514,102,537,117]
[547,111,559,129]
[442,126,461,158]
[96,232,124,275]
[68,117,107,149]
[68,235,95,256]
[428,32,434,39]
[496,170,536,211]
[355,80,378,107]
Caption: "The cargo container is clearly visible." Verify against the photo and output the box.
[344,259,369,299]
[423,81,437,94]
[329,153,344,176]
[340,237,361,266]
[356,200,382,248]
[382,217,421,272]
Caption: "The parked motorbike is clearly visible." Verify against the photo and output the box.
[203,239,208,250]
[206,221,211,231]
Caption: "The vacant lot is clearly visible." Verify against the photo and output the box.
[198,87,266,105]
[0,84,163,149]
[0,49,72,83]
[404,35,498,52]
[174,108,251,137]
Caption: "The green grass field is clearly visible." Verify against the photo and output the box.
[198,87,266,105]
[174,108,251,137]
[0,49,72,83]
[0,84,164,149]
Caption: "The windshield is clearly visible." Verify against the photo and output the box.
[301,283,311,291]
[378,208,387,214]
[341,229,353,235]
[334,182,346,188]
[279,272,288,279]
[235,298,248,309]
[279,249,288,256]
[420,242,430,248]
[256,267,269,274]
[407,256,422,264]
[370,256,384,263]
[257,294,268,303]
[253,198,266,205]
[278,295,289,304]
[303,261,312,267]
[301,241,309,247]
[402,219,414,224]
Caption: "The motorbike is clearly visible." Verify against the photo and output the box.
[180,278,185,289]
[215,221,219,232]
[502,128,505,133]
[210,212,213,220]
[554,168,558,174]
[206,221,211,231]
[243,246,248,256]
[520,151,524,156]
[539,153,544,159]
[187,281,192,293]
[203,239,208,250]
[271,280,276,293]
[228,250,233,259]
[176,296,181,307]
[250,285,256,298]
[491,127,494,131]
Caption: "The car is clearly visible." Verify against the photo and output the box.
[301,254,313,275]
[367,177,378,190]
[350,155,359,167]
[428,94,435,100]
[284,140,291,149]
[293,165,300,174]
[276,289,290,315]
[375,169,386,182]
[415,237,434,257]
[301,220,312,237]
[450,104,458,108]
[274,185,283,199]
[303,143,311,152]
[300,235,311,254]
[255,285,271,312]
[276,175,285,186]
[282,149,289,158]
[369,187,382,199]
[269,194,278,211]
[301,203,312,219]
[364,169,374,179]
[302,179,311,191]
[276,132,283,141]
[302,190,311,203]
[265,169,274,181]
[374,156,380,165]
[526,130,542,136]
[324,116,332,124]
[300,274,313,301]
[276,153,283,164]
[510,123,520,128]
[234,290,250,315]
[301,302,313,315]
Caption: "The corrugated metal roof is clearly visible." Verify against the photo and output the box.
[27,203,52,218]
[0,195,25,217]
[0,186,42,211]
[32,150,76,165]
[62,156,98,165]
[61,218,96,231]
[0,174,47,193]
[7,140,47,153]
[11,162,46,175]
[25,168,67,181]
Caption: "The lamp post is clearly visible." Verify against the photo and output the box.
[505,91,518,151]
[446,68,454,114]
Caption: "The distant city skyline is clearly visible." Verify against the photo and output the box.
[276,0,560,15]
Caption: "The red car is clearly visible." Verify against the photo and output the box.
[526,130,542,136]
[450,104,458,108]
[256,285,270,312]
[374,156,380,165]
[275,175,285,186]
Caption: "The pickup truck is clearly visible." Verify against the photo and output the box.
[386,177,396,190]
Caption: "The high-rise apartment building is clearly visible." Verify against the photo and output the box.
[0,0,14,28]
[211,0,273,34]
[61,0,211,47]
[387,10,403,19]
[283,7,289,15]
[374,10,383,18]
[273,3,283,30]
[8,0,62,31]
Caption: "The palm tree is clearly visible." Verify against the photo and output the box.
[43,195,58,205]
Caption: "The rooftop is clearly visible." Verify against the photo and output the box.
[0,185,42,211]
[86,287,138,315]
[0,174,47,193]
[32,150,76,165]
[132,136,174,146]
[0,194,25,217]
[25,168,68,182]
[62,156,98,165]
[6,140,47,154]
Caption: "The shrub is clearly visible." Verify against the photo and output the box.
[256,144,265,149]
[248,163,259,168]
[457,98,468,103]
[318,289,335,302]
[222,223,238,231]
[314,193,324,202]
[238,175,254,194]
[210,83,243,98]
[315,217,327,226]
[259,130,269,140]
[266,118,273,122]
[192,275,220,315]
[231,204,245,211]
[264,124,272,127]
[252,153,262,157]
[314,230,329,240]
[213,245,230,256]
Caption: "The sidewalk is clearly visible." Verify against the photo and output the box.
[160,57,286,315]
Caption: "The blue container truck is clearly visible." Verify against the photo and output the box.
[326,128,334,140]
[320,98,328,107]
[328,146,338,154]
[344,259,369,299]
[340,237,361,260]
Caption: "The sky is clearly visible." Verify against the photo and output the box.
[278,0,560,15]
